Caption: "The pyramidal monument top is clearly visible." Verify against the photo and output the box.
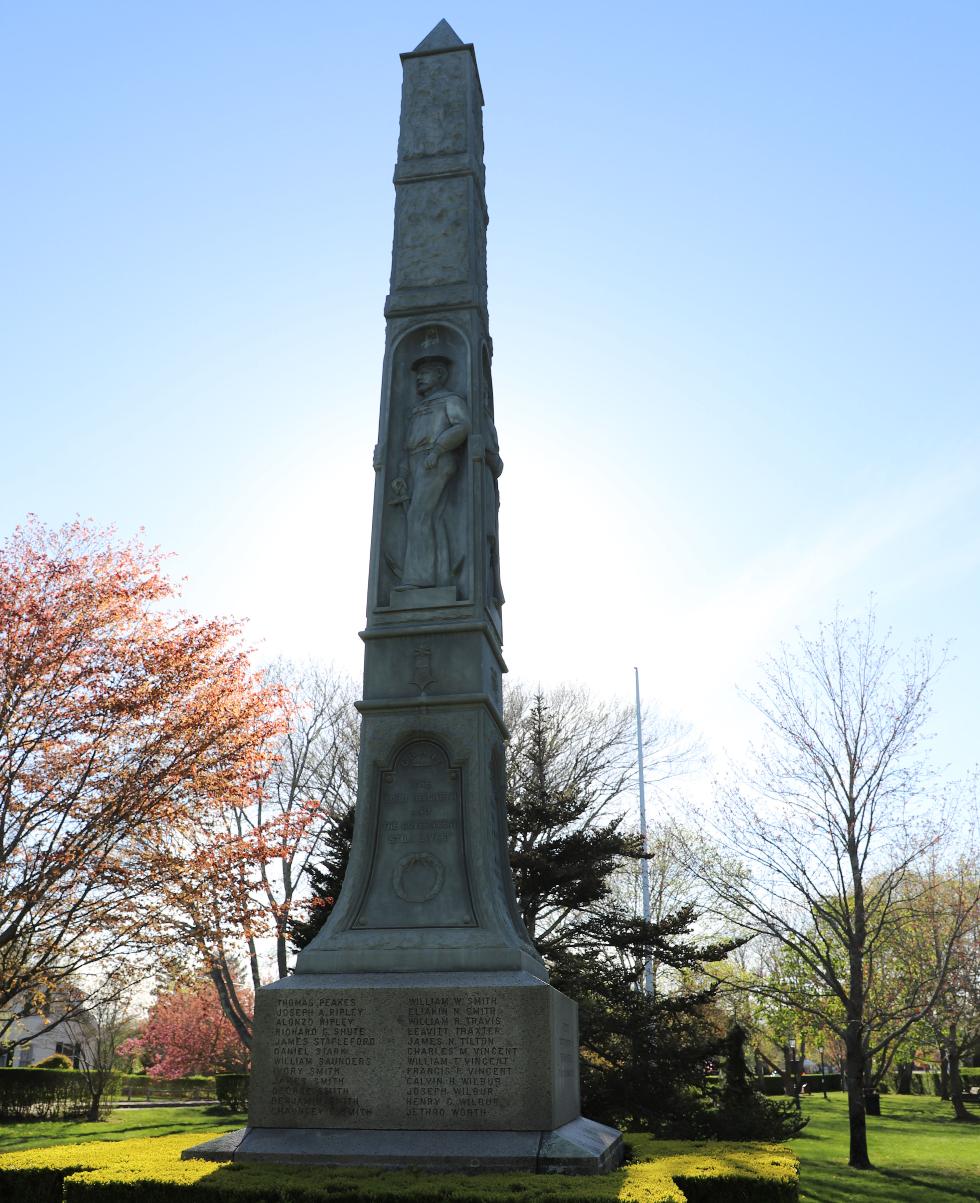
[413,18,464,53]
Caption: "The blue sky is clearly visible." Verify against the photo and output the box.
[2,2,978,789]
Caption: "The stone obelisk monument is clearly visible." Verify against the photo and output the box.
[186,21,622,1173]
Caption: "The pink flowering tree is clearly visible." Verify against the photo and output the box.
[119,981,251,1077]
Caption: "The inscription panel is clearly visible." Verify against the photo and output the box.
[404,992,519,1123]
[354,740,475,928]
[250,982,577,1131]
[265,994,377,1122]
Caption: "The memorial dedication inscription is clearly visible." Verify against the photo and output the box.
[354,740,475,928]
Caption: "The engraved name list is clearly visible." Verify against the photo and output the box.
[257,988,530,1130]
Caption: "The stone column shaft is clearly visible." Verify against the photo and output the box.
[296,16,536,980]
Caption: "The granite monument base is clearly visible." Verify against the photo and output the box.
[182,1117,624,1174]
[180,971,622,1173]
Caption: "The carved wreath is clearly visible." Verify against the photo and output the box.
[392,852,445,903]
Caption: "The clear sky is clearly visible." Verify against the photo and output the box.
[3,2,978,793]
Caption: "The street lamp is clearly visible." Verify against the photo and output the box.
[786,1038,801,1110]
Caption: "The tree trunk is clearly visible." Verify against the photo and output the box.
[947,1027,977,1123]
[939,1044,950,1099]
[247,935,263,993]
[85,1088,103,1123]
[846,824,872,1169]
[277,859,293,980]
[896,1062,913,1094]
[209,963,253,1049]
[845,1022,872,1168]
[275,927,288,980]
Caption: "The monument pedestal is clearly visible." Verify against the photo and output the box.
[183,972,622,1173]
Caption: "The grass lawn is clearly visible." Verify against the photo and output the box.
[793,1093,980,1202]
[0,1104,244,1152]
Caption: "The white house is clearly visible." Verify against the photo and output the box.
[0,993,97,1068]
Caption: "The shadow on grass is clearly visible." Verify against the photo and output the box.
[876,1166,980,1201]
[790,1095,980,1203]
[801,1165,980,1203]
[0,1109,246,1152]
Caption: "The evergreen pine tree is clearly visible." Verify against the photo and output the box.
[287,803,354,951]
[544,902,739,1133]
[713,1023,809,1140]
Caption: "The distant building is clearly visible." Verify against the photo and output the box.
[0,993,96,1068]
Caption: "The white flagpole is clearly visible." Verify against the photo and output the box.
[634,667,654,995]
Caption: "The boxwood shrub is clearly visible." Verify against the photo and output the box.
[34,1055,75,1071]
[213,1075,248,1112]
[0,1132,800,1203]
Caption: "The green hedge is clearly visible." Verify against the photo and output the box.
[0,1132,800,1203]
[118,1076,216,1102]
[881,1069,980,1096]
[0,1069,220,1119]
[757,1074,842,1096]
[855,1071,938,1096]
[213,1075,247,1111]
[0,1069,94,1121]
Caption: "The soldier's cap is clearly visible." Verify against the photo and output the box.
[410,353,452,372]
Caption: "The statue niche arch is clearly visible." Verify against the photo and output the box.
[378,323,472,607]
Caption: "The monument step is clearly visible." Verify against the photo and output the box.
[181,1117,624,1174]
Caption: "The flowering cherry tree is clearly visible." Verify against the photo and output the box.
[118,980,251,1077]
[0,516,285,1036]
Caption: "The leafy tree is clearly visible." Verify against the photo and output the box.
[934,921,980,1122]
[504,687,640,942]
[545,900,739,1133]
[624,825,728,1003]
[500,688,733,1131]
[236,663,358,983]
[685,607,976,1167]
[893,854,980,1121]
[751,940,844,1092]
[0,517,284,1050]
[66,991,139,1121]
[147,664,357,1048]
[287,802,355,950]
